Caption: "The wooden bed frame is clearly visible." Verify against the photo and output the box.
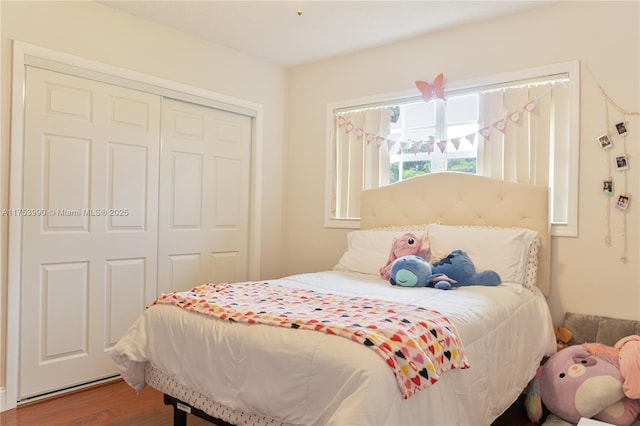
[153,172,551,425]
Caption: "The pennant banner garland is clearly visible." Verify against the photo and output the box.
[338,98,540,155]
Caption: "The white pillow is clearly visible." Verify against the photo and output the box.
[333,230,427,277]
[426,224,539,290]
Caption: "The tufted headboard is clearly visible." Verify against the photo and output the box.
[360,172,551,295]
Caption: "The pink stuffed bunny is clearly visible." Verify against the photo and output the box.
[615,335,640,399]
[379,232,430,280]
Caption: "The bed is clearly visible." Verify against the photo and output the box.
[111,172,557,426]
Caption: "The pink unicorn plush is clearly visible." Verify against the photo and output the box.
[379,232,430,281]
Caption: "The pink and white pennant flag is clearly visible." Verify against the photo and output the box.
[356,128,364,138]
[366,133,375,144]
[508,110,522,125]
[437,140,448,153]
[338,116,347,127]
[425,141,435,154]
[345,122,354,132]
[451,137,461,150]
[465,134,476,146]
[479,126,492,141]
[411,141,421,154]
[386,139,396,150]
[493,118,507,134]
[523,99,538,114]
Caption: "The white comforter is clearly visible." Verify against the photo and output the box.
[111,271,556,425]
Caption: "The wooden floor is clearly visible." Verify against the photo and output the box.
[1,379,537,425]
[0,380,210,426]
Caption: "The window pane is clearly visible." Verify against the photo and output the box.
[447,158,476,173]
[390,160,431,184]
[404,127,435,141]
[447,123,478,139]
[403,102,435,127]
[403,161,430,179]
[447,94,479,123]
[389,162,400,183]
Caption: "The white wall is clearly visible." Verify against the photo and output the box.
[0,1,287,398]
[284,1,640,325]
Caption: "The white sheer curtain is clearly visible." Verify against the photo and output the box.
[334,108,392,219]
[477,83,570,223]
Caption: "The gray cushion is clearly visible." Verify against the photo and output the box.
[564,312,640,347]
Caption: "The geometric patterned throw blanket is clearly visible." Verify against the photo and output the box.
[151,281,469,399]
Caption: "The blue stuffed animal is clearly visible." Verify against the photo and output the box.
[389,255,434,287]
[389,250,501,290]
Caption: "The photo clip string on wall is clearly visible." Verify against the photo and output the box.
[589,65,639,263]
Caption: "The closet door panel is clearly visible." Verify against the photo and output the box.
[40,262,89,359]
[106,258,146,347]
[43,135,91,230]
[159,98,251,294]
[168,253,202,292]
[108,142,149,229]
[20,67,160,400]
[213,157,242,226]
[170,152,203,228]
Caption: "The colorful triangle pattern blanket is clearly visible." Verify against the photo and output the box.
[151,281,469,399]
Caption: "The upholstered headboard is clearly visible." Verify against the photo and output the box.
[360,172,551,295]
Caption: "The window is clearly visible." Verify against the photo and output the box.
[388,94,480,184]
[325,61,580,236]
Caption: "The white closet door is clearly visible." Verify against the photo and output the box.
[20,67,161,399]
[158,98,251,294]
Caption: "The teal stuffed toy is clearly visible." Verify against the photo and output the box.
[389,250,501,290]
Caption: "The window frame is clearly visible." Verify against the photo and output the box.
[324,60,580,237]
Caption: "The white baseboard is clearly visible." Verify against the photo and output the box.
[0,386,6,412]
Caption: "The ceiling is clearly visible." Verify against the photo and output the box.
[100,1,551,68]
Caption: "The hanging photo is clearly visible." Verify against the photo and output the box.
[616,154,629,171]
[615,193,631,212]
[602,180,613,195]
[615,121,629,136]
[597,133,614,150]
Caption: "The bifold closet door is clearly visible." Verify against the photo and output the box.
[158,98,251,294]
[19,67,161,399]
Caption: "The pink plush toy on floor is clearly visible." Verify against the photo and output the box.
[379,232,430,281]
[615,335,640,399]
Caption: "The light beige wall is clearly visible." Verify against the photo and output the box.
[285,1,640,325]
[0,1,286,395]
